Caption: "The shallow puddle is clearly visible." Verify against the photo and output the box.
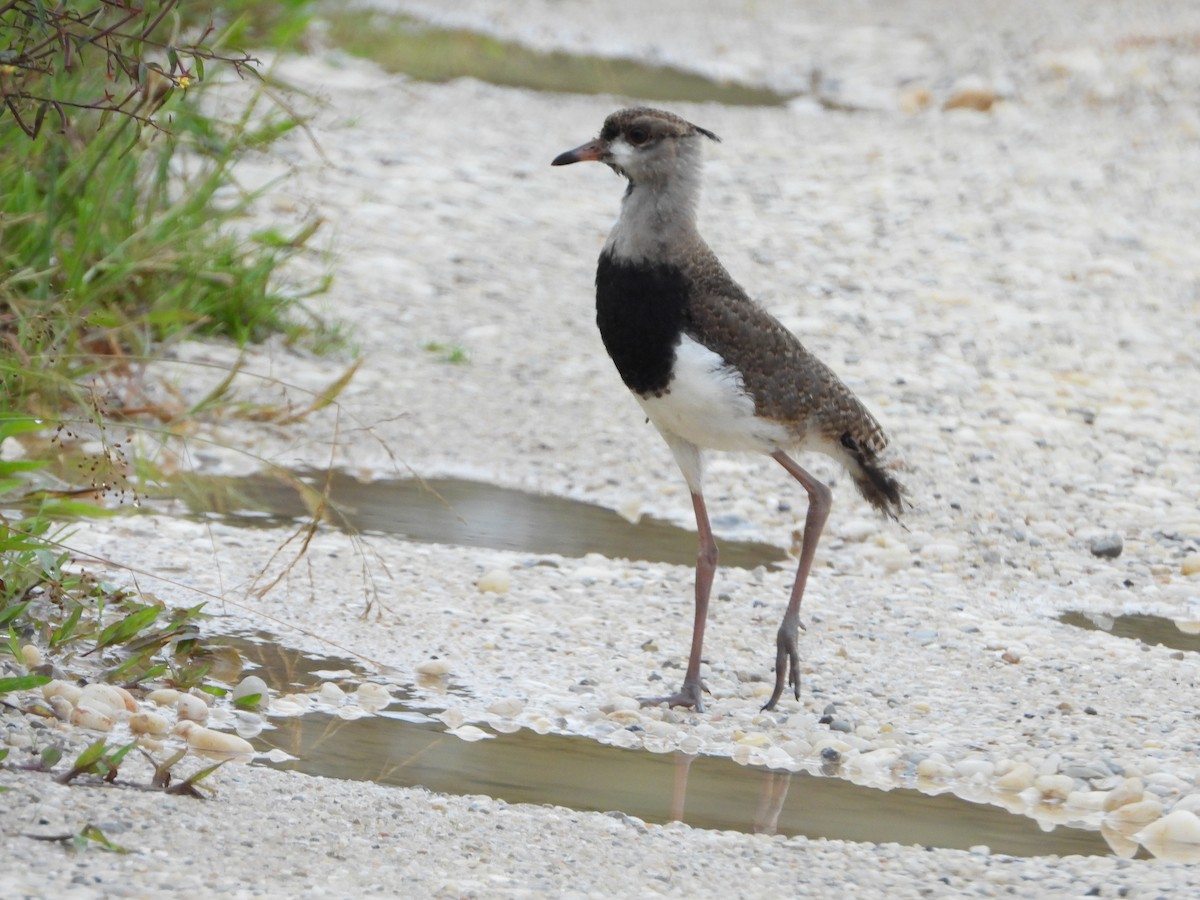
[160,469,787,570]
[324,11,793,107]
[1059,611,1200,654]
[222,632,1113,858]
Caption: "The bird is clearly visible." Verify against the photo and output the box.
[551,107,905,712]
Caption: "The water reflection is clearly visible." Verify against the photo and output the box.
[1059,611,1200,654]
[221,634,1114,858]
[159,470,788,570]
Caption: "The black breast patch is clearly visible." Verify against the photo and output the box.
[595,251,690,397]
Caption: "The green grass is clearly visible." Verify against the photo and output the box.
[324,10,792,107]
[0,82,333,414]
[0,1,343,795]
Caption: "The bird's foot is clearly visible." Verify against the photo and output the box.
[639,679,706,713]
[761,617,805,711]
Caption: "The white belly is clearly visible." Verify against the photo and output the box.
[635,335,792,453]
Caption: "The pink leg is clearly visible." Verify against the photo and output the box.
[641,491,716,712]
[762,450,832,711]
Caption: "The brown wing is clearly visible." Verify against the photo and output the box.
[682,248,903,517]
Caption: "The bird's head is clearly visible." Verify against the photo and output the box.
[552,107,720,186]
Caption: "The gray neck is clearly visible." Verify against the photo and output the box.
[603,148,704,264]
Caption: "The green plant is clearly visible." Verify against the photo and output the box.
[423,341,470,365]
[0,0,260,136]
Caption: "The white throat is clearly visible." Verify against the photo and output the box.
[603,139,704,264]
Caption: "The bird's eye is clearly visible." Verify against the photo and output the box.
[627,126,650,145]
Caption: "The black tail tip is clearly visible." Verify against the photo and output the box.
[857,463,906,521]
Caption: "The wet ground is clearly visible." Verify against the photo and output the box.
[225,632,1115,858]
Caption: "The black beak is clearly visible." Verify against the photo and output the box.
[552,138,605,166]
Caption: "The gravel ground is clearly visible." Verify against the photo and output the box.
[5,1,1200,896]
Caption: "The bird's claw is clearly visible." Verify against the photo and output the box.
[639,680,706,713]
[761,618,803,712]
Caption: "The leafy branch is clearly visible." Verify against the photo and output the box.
[0,0,260,137]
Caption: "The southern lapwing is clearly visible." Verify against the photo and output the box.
[552,107,905,712]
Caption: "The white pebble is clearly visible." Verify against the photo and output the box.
[318,682,346,705]
[129,711,171,736]
[437,708,465,729]
[954,758,995,779]
[1066,790,1110,811]
[476,569,511,594]
[487,697,524,717]
[49,696,74,721]
[415,658,452,676]
[838,519,877,542]
[1036,774,1077,801]
[179,722,255,757]
[1172,794,1200,815]
[996,762,1037,792]
[69,706,113,732]
[147,688,181,707]
[1104,777,1145,811]
[917,758,953,779]
[175,693,209,723]
[1105,797,1165,827]
[42,680,83,706]
[79,683,127,717]
[356,682,393,711]
[448,725,493,742]
[20,644,41,667]
[1137,806,1200,849]
[231,676,270,708]
[921,542,961,562]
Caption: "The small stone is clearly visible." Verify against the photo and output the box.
[921,542,960,562]
[829,719,853,734]
[1036,774,1077,801]
[1106,797,1164,826]
[1104,777,1145,811]
[178,721,254,757]
[1135,809,1200,847]
[917,758,953,779]
[448,725,493,742]
[318,682,346,705]
[1182,555,1200,578]
[231,676,270,709]
[487,697,525,717]
[78,683,127,717]
[69,705,113,732]
[898,86,934,114]
[1173,794,1200,815]
[129,711,170,736]
[735,731,771,748]
[955,759,995,779]
[356,683,393,711]
[996,762,1037,792]
[416,658,452,676]
[20,644,41,667]
[42,680,83,706]
[175,693,209,723]
[147,688,181,707]
[476,569,511,594]
[944,86,997,112]
[1062,763,1111,780]
[1090,534,1123,558]
[1066,790,1110,811]
[49,696,74,721]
